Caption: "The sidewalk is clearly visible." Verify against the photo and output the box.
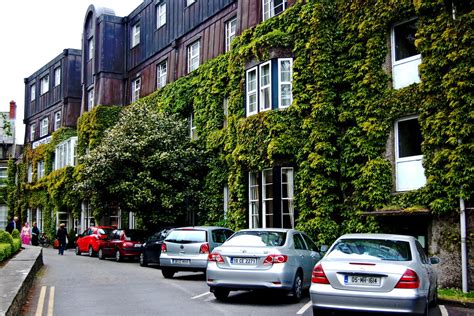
[0,246,43,316]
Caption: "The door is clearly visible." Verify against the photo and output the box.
[293,233,316,286]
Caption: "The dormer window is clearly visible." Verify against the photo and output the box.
[157,2,166,28]
[132,23,141,47]
[30,84,36,101]
[263,0,287,21]
[40,75,49,95]
[88,38,94,60]
[54,67,61,87]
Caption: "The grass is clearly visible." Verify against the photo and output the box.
[439,288,474,304]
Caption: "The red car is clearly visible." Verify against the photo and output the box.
[98,229,148,262]
[75,226,115,257]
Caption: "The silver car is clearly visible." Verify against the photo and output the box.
[206,228,322,302]
[310,233,439,315]
[159,226,234,278]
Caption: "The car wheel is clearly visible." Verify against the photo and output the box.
[98,248,105,260]
[140,253,148,267]
[88,246,95,257]
[213,288,230,301]
[291,272,303,303]
[161,268,174,279]
[75,246,81,256]
[115,249,122,262]
[429,288,438,307]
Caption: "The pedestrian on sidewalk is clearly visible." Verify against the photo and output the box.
[31,222,40,246]
[5,216,20,234]
[20,222,32,245]
[56,223,67,255]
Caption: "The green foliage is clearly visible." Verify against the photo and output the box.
[0,243,11,261]
[0,230,14,245]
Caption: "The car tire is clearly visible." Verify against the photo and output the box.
[429,289,438,307]
[161,268,174,279]
[213,288,230,301]
[75,246,81,256]
[291,272,303,303]
[88,246,95,257]
[98,248,105,260]
[140,253,148,267]
[115,249,122,262]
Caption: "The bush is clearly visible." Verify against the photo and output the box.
[12,238,21,252]
[0,243,12,261]
[0,230,14,246]
[11,229,20,239]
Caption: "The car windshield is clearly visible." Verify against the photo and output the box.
[124,230,147,241]
[224,231,286,247]
[328,238,412,261]
[165,229,207,243]
[98,228,113,235]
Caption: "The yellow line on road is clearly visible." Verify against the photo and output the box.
[35,286,47,316]
[47,286,55,316]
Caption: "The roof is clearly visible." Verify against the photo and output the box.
[338,233,416,241]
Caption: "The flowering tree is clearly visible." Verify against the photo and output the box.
[79,103,204,227]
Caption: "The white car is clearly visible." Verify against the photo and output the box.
[310,233,439,315]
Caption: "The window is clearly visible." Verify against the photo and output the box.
[395,116,426,191]
[225,17,237,52]
[157,2,166,28]
[88,38,94,60]
[187,41,200,73]
[190,113,197,140]
[87,88,94,110]
[281,167,294,228]
[278,58,293,108]
[54,67,61,87]
[157,60,167,89]
[262,169,273,227]
[132,23,140,47]
[40,75,49,94]
[0,167,7,186]
[0,205,7,232]
[30,123,36,141]
[37,161,45,179]
[54,112,61,131]
[30,84,36,101]
[223,97,229,128]
[391,19,421,89]
[249,172,260,228]
[186,0,196,6]
[294,234,307,250]
[27,164,33,183]
[40,117,48,137]
[132,78,141,102]
[246,58,293,116]
[54,137,78,170]
[263,0,287,21]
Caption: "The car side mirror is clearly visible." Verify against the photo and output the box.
[429,256,440,265]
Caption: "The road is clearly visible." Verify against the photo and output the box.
[21,247,467,316]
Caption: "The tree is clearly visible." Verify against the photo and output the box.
[78,103,204,228]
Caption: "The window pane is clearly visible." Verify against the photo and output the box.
[398,119,422,158]
[394,20,418,61]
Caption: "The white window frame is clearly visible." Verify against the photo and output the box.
[54,137,78,170]
[0,205,9,232]
[37,160,45,179]
[40,75,49,95]
[54,67,61,87]
[187,41,200,73]
[225,17,237,52]
[223,97,229,128]
[278,58,293,109]
[87,88,94,111]
[0,167,7,186]
[190,113,197,141]
[263,0,287,21]
[132,23,141,47]
[157,2,166,28]
[27,164,33,183]
[249,171,260,228]
[40,117,48,137]
[186,0,196,7]
[259,61,272,112]
[394,116,426,191]
[54,111,61,131]
[157,60,167,89]
[246,67,258,116]
[262,168,273,228]
[30,84,36,101]
[281,167,294,228]
[132,77,141,102]
[30,123,36,141]
[88,38,94,61]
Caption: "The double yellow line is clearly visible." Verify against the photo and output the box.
[35,286,54,316]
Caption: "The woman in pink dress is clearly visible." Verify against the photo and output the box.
[20,222,32,245]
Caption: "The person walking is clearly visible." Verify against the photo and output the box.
[6,216,20,234]
[56,223,67,255]
[20,222,32,245]
[31,222,40,246]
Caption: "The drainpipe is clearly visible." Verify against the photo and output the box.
[460,197,468,293]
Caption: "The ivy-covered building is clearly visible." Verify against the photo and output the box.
[15,0,472,288]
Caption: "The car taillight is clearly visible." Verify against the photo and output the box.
[208,252,224,263]
[123,242,133,248]
[312,263,330,284]
[263,254,288,265]
[395,269,420,289]
[200,243,210,254]
[161,243,167,253]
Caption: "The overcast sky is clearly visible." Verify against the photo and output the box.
[0,0,143,144]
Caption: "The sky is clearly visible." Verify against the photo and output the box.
[0,0,143,144]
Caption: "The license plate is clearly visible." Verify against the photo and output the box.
[344,275,381,286]
[231,257,257,265]
[134,244,142,248]
[172,259,190,264]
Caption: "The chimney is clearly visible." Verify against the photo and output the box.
[9,100,16,119]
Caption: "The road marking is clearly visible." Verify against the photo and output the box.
[47,286,55,316]
[191,291,212,299]
[35,286,47,316]
[296,301,312,315]
[439,305,448,316]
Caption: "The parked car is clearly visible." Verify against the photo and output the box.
[159,226,234,278]
[98,229,148,262]
[310,233,439,315]
[140,227,175,267]
[75,226,116,257]
[206,228,322,302]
